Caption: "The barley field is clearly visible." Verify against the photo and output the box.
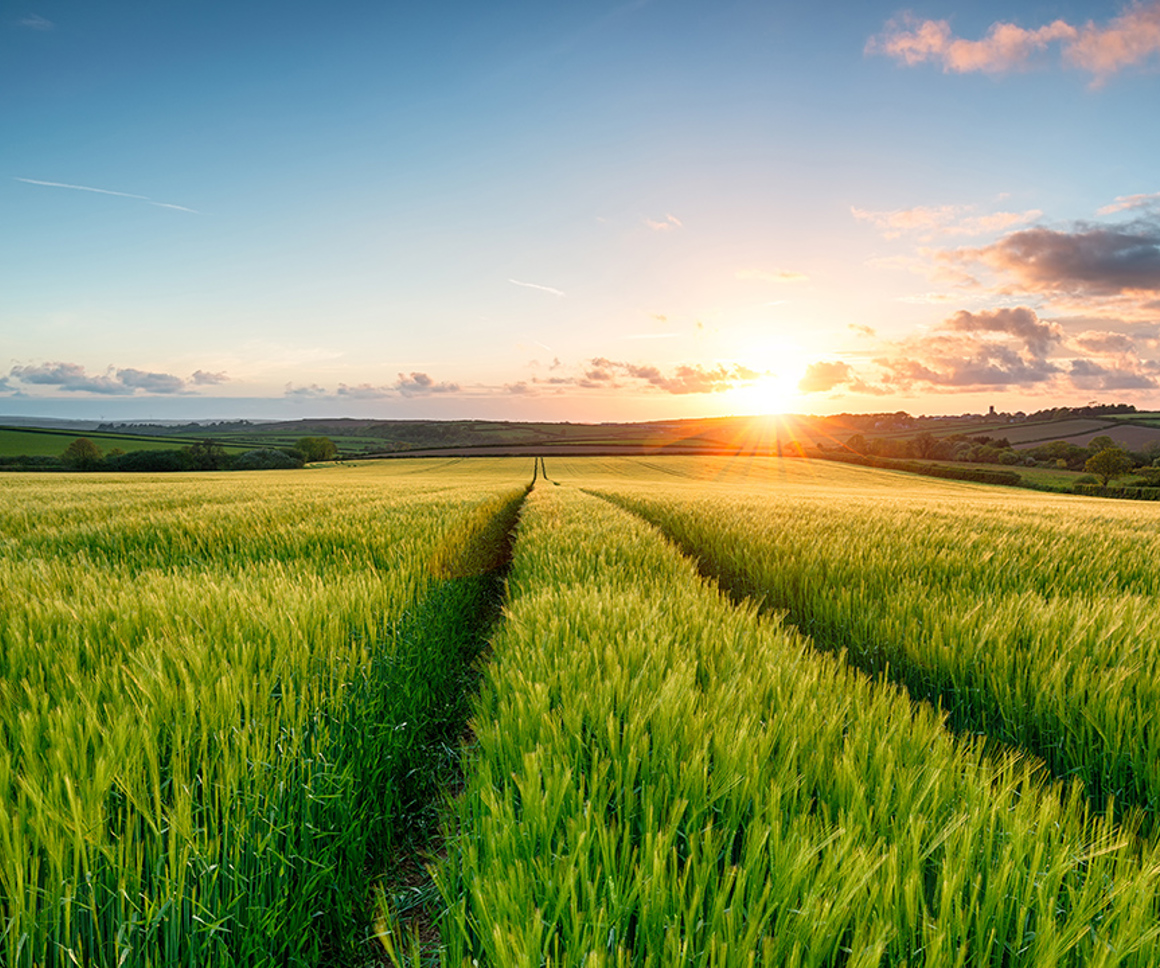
[6,456,1160,967]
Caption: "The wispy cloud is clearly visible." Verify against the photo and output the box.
[624,333,679,340]
[852,203,1041,240]
[509,278,565,296]
[1098,192,1160,215]
[18,14,53,30]
[644,213,683,231]
[15,177,198,213]
[867,3,1160,83]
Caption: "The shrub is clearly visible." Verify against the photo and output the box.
[105,449,193,472]
[233,448,303,470]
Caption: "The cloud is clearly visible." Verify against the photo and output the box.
[943,306,1062,357]
[876,338,1061,390]
[624,333,679,340]
[1069,357,1158,389]
[285,382,327,398]
[1065,2,1160,79]
[18,14,54,29]
[645,213,682,231]
[735,268,809,283]
[867,3,1160,81]
[1098,192,1160,215]
[852,203,1041,240]
[336,382,393,399]
[395,372,460,396]
[115,368,186,393]
[191,369,229,385]
[848,324,877,337]
[796,360,891,396]
[867,14,1075,73]
[799,361,852,393]
[1071,330,1137,353]
[8,361,193,395]
[951,220,1160,296]
[15,177,197,213]
[504,381,532,394]
[509,278,565,296]
[582,358,759,395]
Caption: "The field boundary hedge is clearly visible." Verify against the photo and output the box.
[815,450,1023,486]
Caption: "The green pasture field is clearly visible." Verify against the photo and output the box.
[10,455,1160,966]
[0,426,251,458]
[205,431,386,454]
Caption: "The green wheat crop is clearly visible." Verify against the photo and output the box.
[573,456,1160,830]
[0,460,528,967]
[407,481,1160,967]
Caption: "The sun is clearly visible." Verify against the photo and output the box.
[734,338,811,414]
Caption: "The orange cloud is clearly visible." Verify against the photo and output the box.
[868,3,1160,80]
[867,14,1075,73]
[1066,2,1160,79]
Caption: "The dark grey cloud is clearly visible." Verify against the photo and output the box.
[943,306,1061,357]
[955,220,1160,296]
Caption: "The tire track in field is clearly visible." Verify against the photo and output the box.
[367,480,533,964]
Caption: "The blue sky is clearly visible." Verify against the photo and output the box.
[3,0,1160,420]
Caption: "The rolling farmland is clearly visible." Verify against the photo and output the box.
[5,457,1160,965]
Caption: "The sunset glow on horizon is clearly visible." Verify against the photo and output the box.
[4,1,1160,422]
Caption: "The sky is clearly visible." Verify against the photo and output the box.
[3,0,1160,422]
